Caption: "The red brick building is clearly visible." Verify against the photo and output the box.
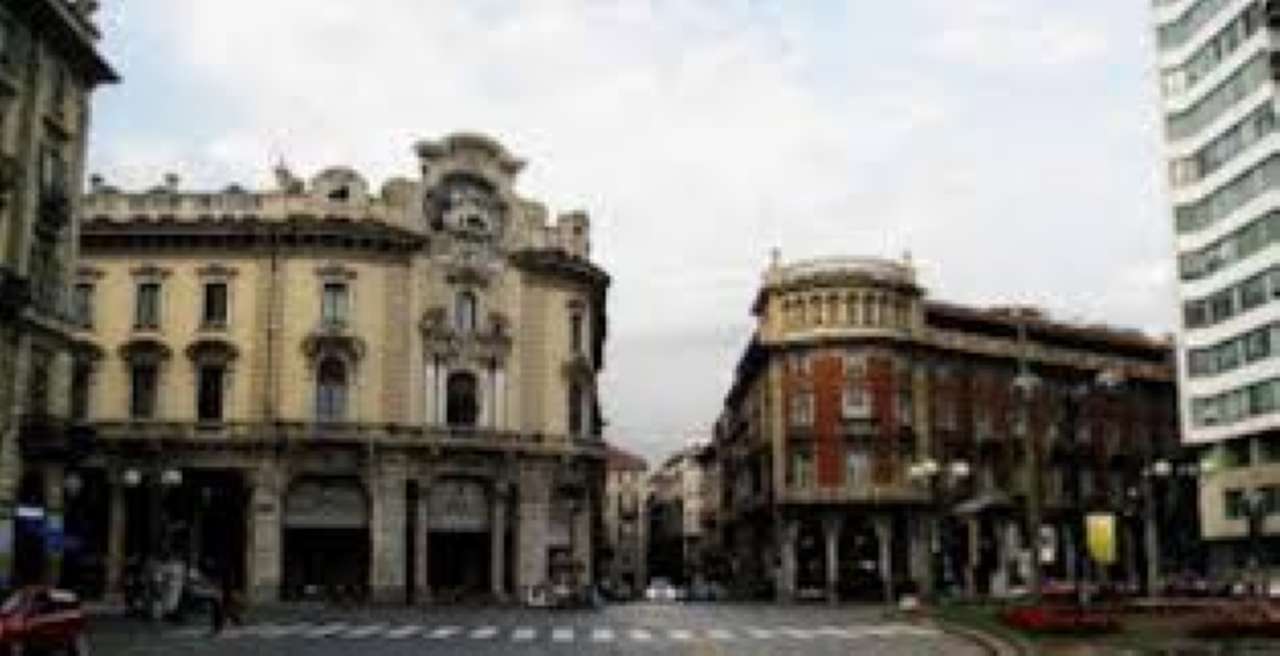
[714,255,1187,601]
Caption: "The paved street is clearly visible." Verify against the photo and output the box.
[88,603,986,655]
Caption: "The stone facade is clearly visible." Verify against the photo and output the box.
[0,0,116,588]
[602,444,646,597]
[715,254,1189,602]
[44,133,609,604]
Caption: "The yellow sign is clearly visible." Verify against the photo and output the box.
[1086,512,1116,565]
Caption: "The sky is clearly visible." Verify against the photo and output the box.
[87,0,1175,464]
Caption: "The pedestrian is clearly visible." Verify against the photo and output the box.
[208,568,226,636]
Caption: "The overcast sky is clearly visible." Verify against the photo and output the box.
[88,1,1175,464]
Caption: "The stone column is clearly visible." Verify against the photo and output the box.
[245,467,282,604]
[415,478,430,603]
[777,518,797,602]
[369,463,407,604]
[515,465,550,601]
[965,517,979,598]
[491,491,506,600]
[875,515,894,603]
[574,493,592,587]
[909,514,934,598]
[823,515,842,604]
[105,475,127,599]
[43,466,65,586]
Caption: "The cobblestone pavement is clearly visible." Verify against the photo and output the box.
[88,602,989,655]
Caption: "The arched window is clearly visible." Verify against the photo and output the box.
[447,371,479,427]
[316,357,348,421]
[455,291,478,333]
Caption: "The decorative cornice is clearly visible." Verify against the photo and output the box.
[197,263,239,279]
[118,338,172,363]
[315,263,358,281]
[185,338,240,364]
[129,264,171,279]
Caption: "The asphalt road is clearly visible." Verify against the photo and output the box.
[88,602,987,655]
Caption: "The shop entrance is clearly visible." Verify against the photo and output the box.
[426,478,491,601]
[282,477,369,600]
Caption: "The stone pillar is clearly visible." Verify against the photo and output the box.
[574,493,592,586]
[105,475,127,598]
[909,514,934,598]
[495,368,506,430]
[965,517,979,599]
[245,467,282,604]
[415,479,430,603]
[491,491,506,600]
[777,518,797,602]
[43,466,65,586]
[515,465,550,600]
[822,515,842,604]
[875,515,893,603]
[369,463,407,604]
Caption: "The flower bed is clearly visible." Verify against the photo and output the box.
[998,605,1122,635]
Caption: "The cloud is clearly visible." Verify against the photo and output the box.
[89,1,1171,462]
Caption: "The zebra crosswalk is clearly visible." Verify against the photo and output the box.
[169,621,942,644]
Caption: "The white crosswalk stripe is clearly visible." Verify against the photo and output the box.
[342,624,386,638]
[167,620,943,644]
[428,626,461,639]
[384,624,423,639]
[305,622,348,638]
[471,626,499,639]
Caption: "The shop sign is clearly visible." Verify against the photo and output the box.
[428,479,490,532]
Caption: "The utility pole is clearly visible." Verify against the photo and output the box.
[1013,318,1043,602]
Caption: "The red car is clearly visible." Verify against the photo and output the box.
[0,586,89,655]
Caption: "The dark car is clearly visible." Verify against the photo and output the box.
[0,586,89,655]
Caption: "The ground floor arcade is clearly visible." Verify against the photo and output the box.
[13,443,602,605]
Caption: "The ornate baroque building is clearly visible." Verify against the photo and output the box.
[0,0,116,588]
[715,255,1190,602]
[41,133,609,604]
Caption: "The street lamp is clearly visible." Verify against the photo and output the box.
[909,457,971,599]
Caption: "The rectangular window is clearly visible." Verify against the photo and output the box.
[1261,486,1280,516]
[789,391,814,426]
[197,365,225,422]
[321,282,348,325]
[202,282,228,328]
[26,347,51,416]
[791,449,813,489]
[1226,439,1252,467]
[134,282,160,329]
[1245,328,1271,362]
[1262,435,1280,463]
[1242,274,1268,310]
[1250,381,1277,416]
[570,311,584,353]
[71,283,93,329]
[1224,489,1245,520]
[70,361,91,421]
[845,450,868,488]
[129,364,157,419]
[841,383,869,419]
[38,143,65,199]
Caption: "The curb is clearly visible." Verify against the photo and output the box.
[929,618,1030,656]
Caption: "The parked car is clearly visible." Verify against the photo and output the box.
[0,586,90,655]
[645,578,678,602]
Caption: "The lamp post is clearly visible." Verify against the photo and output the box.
[1012,318,1043,602]
[908,457,970,600]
